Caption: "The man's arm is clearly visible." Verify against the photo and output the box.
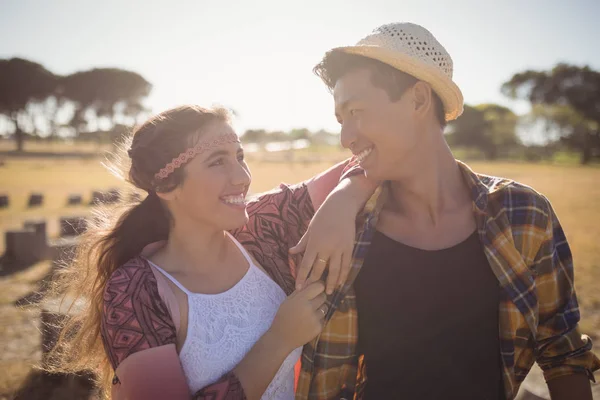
[233,157,376,294]
[532,197,600,399]
[231,158,361,293]
[547,373,593,400]
[293,174,377,293]
[292,156,377,293]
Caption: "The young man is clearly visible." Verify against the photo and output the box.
[293,22,600,400]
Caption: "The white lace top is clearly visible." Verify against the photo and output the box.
[147,232,301,399]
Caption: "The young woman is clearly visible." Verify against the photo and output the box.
[47,105,370,400]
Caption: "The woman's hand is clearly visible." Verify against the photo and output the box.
[269,282,327,351]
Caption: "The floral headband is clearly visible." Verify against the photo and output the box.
[153,133,241,181]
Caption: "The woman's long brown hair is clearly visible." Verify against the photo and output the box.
[44,105,230,397]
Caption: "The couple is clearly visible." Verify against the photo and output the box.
[50,22,598,400]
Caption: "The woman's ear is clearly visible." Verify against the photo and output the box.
[155,187,178,202]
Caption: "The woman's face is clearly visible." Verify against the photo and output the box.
[161,120,252,232]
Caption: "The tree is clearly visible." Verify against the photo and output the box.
[61,68,152,134]
[265,131,288,142]
[502,64,600,164]
[289,128,311,142]
[527,104,599,156]
[0,58,59,150]
[242,129,268,143]
[447,103,519,159]
[312,129,339,146]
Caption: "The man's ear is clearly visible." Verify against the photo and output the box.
[411,81,434,117]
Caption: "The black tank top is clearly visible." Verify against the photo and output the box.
[354,230,504,399]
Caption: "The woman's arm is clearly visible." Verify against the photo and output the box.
[103,261,327,400]
[113,336,284,400]
[233,282,326,399]
[113,345,195,400]
[102,262,247,400]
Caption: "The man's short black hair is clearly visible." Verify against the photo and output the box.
[314,51,446,128]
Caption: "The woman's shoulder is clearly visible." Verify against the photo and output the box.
[101,256,177,370]
[105,257,154,295]
[104,257,164,308]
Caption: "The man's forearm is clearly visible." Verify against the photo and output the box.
[547,373,593,400]
[305,159,351,209]
[321,175,378,215]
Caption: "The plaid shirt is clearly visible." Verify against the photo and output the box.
[295,160,600,400]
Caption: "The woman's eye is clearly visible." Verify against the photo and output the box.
[210,158,225,167]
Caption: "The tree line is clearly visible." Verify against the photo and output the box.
[0,58,151,151]
[1,58,598,163]
[447,64,600,164]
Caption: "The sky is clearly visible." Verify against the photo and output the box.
[1,0,599,136]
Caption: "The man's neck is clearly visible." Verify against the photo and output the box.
[387,137,471,226]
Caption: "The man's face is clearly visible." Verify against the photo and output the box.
[334,68,420,181]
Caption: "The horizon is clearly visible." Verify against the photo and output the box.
[1,0,599,142]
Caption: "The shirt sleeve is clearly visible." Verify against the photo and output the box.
[533,200,600,382]
[101,258,178,370]
[231,159,359,293]
[340,155,364,181]
[232,183,315,294]
[102,259,248,399]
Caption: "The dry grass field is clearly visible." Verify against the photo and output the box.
[0,153,599,398]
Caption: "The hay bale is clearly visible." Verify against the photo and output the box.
[59,216,87,237]
[130,191,143,202]
[28,193,44,207]
[89,191,103,205]
[66,194,82,206]
[24,220,47,238]
[41,296,84,368]
[4,229,46,267]
[48,236,79,267]
[23,220,49,259]
[90,189,120,205]
[106,188,120,204]
[0,194,8,208]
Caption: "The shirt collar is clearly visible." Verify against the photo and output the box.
[456,160,490,214]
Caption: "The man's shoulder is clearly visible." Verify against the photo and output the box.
[475,171,552,224]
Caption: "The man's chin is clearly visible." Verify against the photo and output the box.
[364,167,384,182]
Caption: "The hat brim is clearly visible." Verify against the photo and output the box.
[331,45,464,121]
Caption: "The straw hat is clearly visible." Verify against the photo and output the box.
[330,22,464,121]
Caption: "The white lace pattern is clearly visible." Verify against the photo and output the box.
[149,234,301,399]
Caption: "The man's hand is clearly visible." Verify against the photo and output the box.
[291,176,377,295]
[547,373,593,400]
[290,202,356,295]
